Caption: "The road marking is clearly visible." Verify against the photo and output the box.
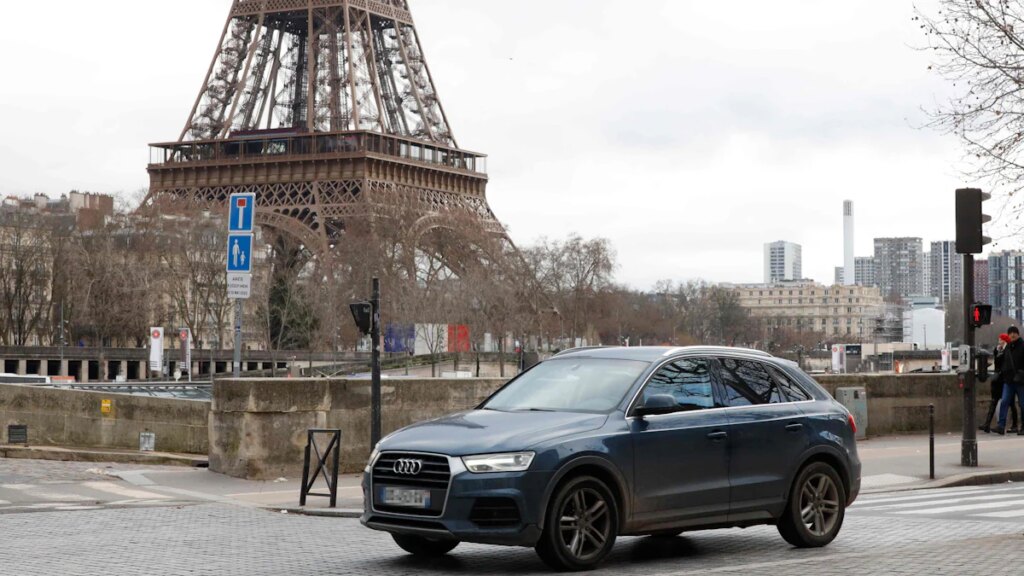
[55,506,102,511]
[0,500,9,505]
[901,500,1024,515]
[856,493,1023,511]
[975,508,1024,518]
[853,487,990,506]
[80,482,170,500]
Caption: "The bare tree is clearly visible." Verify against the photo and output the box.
[0,211,54,346]
[918,1,1024,230]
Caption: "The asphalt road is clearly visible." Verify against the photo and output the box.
[2,459,1023,575]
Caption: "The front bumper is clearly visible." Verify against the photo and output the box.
[360,454,551,547]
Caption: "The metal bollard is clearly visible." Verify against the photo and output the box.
[929,404,935,480]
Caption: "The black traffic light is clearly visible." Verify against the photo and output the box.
[955,188,992,254]
[970,303,993,328]
[349,301,373,336]
[975,348,992,383]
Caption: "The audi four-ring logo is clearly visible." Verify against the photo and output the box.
[393,459,423,475]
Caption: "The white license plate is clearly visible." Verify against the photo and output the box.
[380,486,431,508]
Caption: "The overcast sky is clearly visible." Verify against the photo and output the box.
[0,0,998,289]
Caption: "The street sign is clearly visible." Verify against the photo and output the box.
[227,234,254,273]
[227,273,252,299]
[229,193,256,233]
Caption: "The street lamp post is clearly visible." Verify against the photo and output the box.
[59,300,66,363]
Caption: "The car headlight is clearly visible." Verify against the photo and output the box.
[462,452,535,473]
[364,444,380,473]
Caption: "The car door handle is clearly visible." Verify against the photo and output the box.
[785,423,804,432]
[707,431,728,441]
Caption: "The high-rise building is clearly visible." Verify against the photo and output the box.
[874,238,925,299]
[989,252,1024,324]
[834,266,845,285]
[922,251,932,300]
[929,241,963,305]
[764,241,802,284]
[843,200,855,286]
[855,257,876,287]
[975,259,990,306]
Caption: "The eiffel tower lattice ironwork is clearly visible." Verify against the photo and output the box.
[146,0,502,254]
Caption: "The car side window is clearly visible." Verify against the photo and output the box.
[768,365,812,402]
[717,358,785,406]
[641,358,715,411]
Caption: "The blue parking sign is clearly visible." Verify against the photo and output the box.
[229,193,256,233]
[227,234,254,273]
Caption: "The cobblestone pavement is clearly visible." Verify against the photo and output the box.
[1,491,1023,576]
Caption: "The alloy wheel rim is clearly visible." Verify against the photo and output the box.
[558,487,611,560]
[799,473,840,537]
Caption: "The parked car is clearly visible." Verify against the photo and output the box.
[361,346,861,571]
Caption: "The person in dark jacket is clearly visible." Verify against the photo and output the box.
[981,333,1018,433]
[994,326,1024,435]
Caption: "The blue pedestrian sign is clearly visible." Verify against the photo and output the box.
[229,193,256,233]
[227,234,254,273]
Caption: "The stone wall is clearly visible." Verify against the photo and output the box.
[816,373,983,436]
[0,383,209,453]
[210,378,505,479]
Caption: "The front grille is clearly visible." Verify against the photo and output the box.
[372,452,451,517]
[470,497,521,528]
[373,452,451,489]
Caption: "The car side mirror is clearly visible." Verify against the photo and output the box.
[635,394,678,418]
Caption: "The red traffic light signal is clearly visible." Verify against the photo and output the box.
[970,304,993,328]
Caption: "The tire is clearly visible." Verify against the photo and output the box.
[391,533,459,557]
[535,476,618,572]
[777,461,847,548]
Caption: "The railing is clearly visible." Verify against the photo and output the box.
[150,130,487,175]
[39,381,213,400]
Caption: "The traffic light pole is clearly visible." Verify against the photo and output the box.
[371,277,382,447]
[962,254,978,467]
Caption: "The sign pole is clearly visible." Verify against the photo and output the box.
[962,254,978,467]
[371,277,382,447]
[234,298,242,378]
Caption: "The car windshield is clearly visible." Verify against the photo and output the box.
[482,358,650,413]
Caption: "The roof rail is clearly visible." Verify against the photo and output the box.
[552,345,619,357]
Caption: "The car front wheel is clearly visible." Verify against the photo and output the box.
[536,475,618,571]
[391,533,459,557]
[777,461,846,548]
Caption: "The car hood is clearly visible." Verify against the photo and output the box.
[379,409,609,456]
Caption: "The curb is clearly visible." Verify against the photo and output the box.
[862,469,1024,494]
[270,507,363,519]
[0,446,208,468]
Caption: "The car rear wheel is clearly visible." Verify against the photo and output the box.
[391,533,459,557]
[777,461,846,548]
[536,476,618,571]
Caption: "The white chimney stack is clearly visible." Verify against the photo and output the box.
[843,200,855,286]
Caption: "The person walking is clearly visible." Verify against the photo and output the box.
[981,333,1018,433]
[994,326,1024,435]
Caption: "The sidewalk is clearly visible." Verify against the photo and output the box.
[858,431,1024,493]
[4,431,1022,518]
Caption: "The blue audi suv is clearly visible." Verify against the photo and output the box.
[361,346,861,571]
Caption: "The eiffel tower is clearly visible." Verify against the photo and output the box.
[146,0,503,260]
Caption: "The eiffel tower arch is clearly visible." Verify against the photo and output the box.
[146,0,506,272]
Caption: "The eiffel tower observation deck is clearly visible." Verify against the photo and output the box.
[147,0,501,254]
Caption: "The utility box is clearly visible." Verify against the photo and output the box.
[836,387,868,440]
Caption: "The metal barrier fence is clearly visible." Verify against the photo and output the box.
[300,429,342,508]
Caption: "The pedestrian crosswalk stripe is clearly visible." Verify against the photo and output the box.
[855,493,1022,511]
[1,485,94,502]
[0,500,9,505]
[80,482,170,500]
[901,500,1024,515]
[975,508,1024,519]
[853,487,990,506]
